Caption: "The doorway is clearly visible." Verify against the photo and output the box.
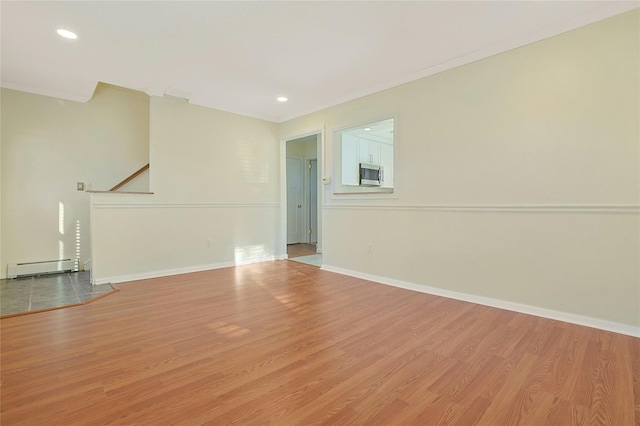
[283,132,322,264]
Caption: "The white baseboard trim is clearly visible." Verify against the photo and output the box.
[93,202,280,210]
[322,204,639,214]
[321,265,640,338]
[94,254,287,285]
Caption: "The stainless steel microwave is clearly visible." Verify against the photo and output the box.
[359,163,383,186]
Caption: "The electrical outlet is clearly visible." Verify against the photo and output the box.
[368,243,373,253]
[76,182,85,191]
[206,239,213,248]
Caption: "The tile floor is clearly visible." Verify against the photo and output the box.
[0,272,115,316]
[288,254,323,267]
[287,243,322,267]
[287,243,318,258]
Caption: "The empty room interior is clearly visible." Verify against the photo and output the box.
[1,2,638,424]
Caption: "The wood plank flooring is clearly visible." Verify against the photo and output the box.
[1,260,638,425]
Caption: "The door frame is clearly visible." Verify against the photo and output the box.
[280,127,324,258]
[305,158,318,244]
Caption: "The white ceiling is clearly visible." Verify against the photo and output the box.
[1,1,636,123]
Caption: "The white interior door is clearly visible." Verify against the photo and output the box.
[287,157,304,244]
[308,159,318,244]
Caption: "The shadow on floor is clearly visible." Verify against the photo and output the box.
[0,271,116,317]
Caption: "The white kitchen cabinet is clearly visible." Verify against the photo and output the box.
[341,134,359,185]
[341,134,393,187]
[336,117,395,192]
[358,138,381,165]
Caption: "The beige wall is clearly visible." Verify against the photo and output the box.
[0,84,149,278]
[90,96,280,281]
[280,10,639,330]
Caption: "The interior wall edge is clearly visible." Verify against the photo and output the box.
[92,202,280,210]
[322,204,640,214]
[321,264,640,338]
[93,255,287,285]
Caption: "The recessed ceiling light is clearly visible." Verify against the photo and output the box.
[276,96,288,102]
[364,127,372,131]
[56,29,78,39]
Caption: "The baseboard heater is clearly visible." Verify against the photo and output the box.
[7,259,78,279]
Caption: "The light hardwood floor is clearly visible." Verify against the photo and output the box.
[1,260,638,425]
